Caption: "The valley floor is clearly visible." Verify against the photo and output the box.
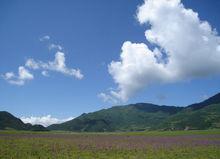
[0,129,219,159]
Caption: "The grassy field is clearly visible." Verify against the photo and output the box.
[0,129,219,159]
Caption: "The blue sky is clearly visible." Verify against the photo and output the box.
[0,0,220,124]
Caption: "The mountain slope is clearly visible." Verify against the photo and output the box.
[160,104,220,130]
[48,104,183,131]
[158,93,220,130]
[48,93,220,132]
[0,111,47,131]
[0,111,27,130]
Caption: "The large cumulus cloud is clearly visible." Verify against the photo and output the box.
[100,0,220,102]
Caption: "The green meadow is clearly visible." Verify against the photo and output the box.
[0,129,219,159]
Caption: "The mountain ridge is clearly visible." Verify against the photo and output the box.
[48,92,220,131]
[1,92,220,132]
[0,111,48,131]
[187,93,220,110]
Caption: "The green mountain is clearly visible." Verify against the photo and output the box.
[0,111,48,131]
[160,103,220,130]
[48,104,183,131]
[160,93,220,130]
[48,93,220,132]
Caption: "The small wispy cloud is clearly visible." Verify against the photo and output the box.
[41,70,49,77]
[48,43,63,51]
[21,115,74,127]
[2,66,34,85]
[25,52,83,79]
[3,36,83,85]
[98,92,118,104]
[39,35,50,42]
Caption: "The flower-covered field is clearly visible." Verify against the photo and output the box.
[0,130,219,159]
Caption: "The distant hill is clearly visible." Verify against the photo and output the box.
[48,93,220,132]
[48,104,183,131]
[160,93,220,130]
[159,104,220,130]
[0,111,47,131]
[1,93,220,132]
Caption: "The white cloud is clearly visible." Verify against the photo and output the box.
[98,92,118,104]
[2,66,34,85]
[41,70,49,77]
[39,35,50,41]
[3,37,83,85]
[21,115,74,127]
[3,72,15,80]
[25,59,40,70]
[102,0,220,102]
[48,43,63,51]
[26,51,83,79]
